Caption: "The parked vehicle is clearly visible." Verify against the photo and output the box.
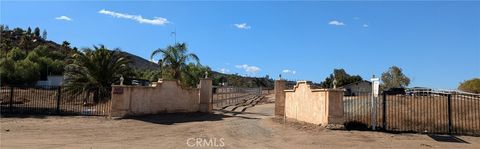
[383,87,406,95]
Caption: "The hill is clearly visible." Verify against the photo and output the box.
[1,25,76,54]
[121,52,160,70]
[0,25,159,71]
[0,25,274,88]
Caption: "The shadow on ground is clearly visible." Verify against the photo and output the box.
[343,121,473,143]
[1,113,110,119]
[214,109,271,117]
[0,114,48,119]
[344,121,370,131]
[1,109,108,118]
[122,112,259,125]
[428,134,470,144]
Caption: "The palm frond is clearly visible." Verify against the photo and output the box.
[64,45,132,103]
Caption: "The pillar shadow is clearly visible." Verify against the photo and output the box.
[428,134,470,144]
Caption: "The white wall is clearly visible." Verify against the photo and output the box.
[36,76,64,86]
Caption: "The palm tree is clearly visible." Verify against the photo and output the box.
[64,45,131,103]
[150,43,200,80]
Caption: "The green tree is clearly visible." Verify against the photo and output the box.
[320,69,363,88]
[381,66,410,89]
[13,27,23,35]
[150,43,200,81]
[1,45,70,85]
[0,49,40,85]
[64,45,132,103]
[134,69,162,82]
[42,30,47,40]
[458,78,480,94]
[180,63,211,87]
[0,51,15,84]
[62,41,70,49]
[7,47,26,61]
[213,75,227,86]
[26,46,66,78]
[34,27,40,37]
[27,27,32,35]
[13,59,41,84]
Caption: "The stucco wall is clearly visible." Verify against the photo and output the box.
[110,80,205,117]
[284,81,344,125]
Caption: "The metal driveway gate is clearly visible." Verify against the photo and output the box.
[344,91,480,136]
[212,86,261,109]
[1,86,111,116]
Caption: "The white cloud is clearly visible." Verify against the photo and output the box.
[235,65,245,69]
[219,68,230,74]
[363,24,369,27]
[98,9,169,25]
[282,69,296,75]
[235,64,260,73]
[245,67,260,73]
[328,20,345,26]
[234,23,251,29]
[55,16,72,21]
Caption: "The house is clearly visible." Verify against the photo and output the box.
[36,75,64,87]
[341,81,371,96]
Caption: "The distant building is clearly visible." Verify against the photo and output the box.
[406,87,432,96]
[341,81,371,96]
[129,79,150,86]
[36,75,64,86]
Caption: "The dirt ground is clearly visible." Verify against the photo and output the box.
[1,94,480,149]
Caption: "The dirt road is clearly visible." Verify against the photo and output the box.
[1,95,479,148]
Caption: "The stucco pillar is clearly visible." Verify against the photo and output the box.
[274,80,286,116]
[199,78,213,113]
[110,85,131,118]
[325,89,345,125]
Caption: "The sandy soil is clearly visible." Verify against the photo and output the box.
[1,94,479,149]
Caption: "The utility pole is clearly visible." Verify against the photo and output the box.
[171,26,177,44]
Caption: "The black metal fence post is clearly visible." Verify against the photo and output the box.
[56,86,62,114]
[9,86,14,113]
[447,94,452,135]
[211,87,214,108]
[382,92,387,130]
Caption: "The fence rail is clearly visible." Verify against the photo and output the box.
[212,86,261,108]
[0,86,111,116]
[344,91,480,136]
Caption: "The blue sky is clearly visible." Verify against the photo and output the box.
[1,1,479,89]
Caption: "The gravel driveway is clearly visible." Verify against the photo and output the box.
[1,94,479,148]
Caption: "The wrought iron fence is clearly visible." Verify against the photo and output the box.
[212,86,261,109]
[0,86,111,116]
[344,91,480,136]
